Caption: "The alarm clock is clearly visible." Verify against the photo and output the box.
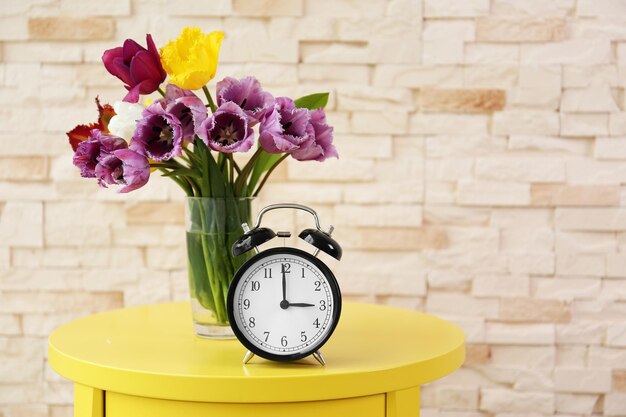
[227,203,342,366]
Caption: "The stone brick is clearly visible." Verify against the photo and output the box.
[556,253,605,276]
[521,40,612,65]
[511,65,562,109]
[423,20,475,41]
[556,208,626,231]
[165,0,231,15]
[0,202,43,247]
[299,64,369,84]
[561,86,619,112]
[233,0,302,16]
[596,137,626,160]
[476,17,566,42]
[60,0,131,15]
[0,157,47,181]
[0,291,123,314]
[500,298,571,323]
[492,0,575,16]
[126,202,184,225]
[411,114,489,135]
[45,202,124,246]
[556,231,616,253]
[561,113,609,137]
[424,0,489,17]
[426,292,499,319]
[491,345,555,368]
[614,370,626,392]
[493,110,560,135]
[567,160,626,184]
[419,88,505,113]
[352,111,407,134]
[457,180,530,206]
[465,44,519,64]
[607,323,626,347]
[0,315,21,335]
[480,388,554,413]
[465,344,491,366]
[287,158,374,182]
[534,278,601,300]
[508,253,555,275]
[485,323,555,345]
[608,253,626,277]
[334,204,422,228]
[532,184,620,206]
[578,0,626,17]
[605,393,626,416]
[564,65,619,88]
[304,0,385,17]
[610,113,626,135]
[342,181,423,204]
[476,157,564,183]
[554,368,612,393]
[373,65,463,88]
[340,227,447,251]
[472,275,530,298]
[28,17,115,40]
[3,42,82,63]
[336,85,413,112]
[464,65,518,88]
[437,386,479,410]
[555,394,600,415]
[422,40,464,65]
[508,135,591,155]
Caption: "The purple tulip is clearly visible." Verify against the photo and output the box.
[95,149,150,193]
[102,34,167,103]
[197,102,254,153]
[72,130,127,178]
[216,76,275,125]
[259,97,314,154]
[162,84,208,144]
[290,109,338,162]
[130,102,183,161]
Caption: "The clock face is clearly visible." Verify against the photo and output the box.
[227,247,341,361]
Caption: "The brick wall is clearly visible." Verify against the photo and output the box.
[1,0,626,416]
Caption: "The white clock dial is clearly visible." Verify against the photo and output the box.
[231,251,337,356]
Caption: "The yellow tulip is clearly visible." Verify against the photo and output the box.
[159,27,224,90]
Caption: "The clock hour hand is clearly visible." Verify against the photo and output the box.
[289,303,315,307]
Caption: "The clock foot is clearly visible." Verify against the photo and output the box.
[242,351,255,364]
[312,350,326,366]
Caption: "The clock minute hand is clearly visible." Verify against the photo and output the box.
[280,265,289,309]
[289,303,315,307]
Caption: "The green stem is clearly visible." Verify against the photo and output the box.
[235,147,264,195]
[253,153,289,197]
[202,86,217,112]
[157,87,165,97]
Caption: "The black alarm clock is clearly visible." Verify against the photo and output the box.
[227,203,342,366]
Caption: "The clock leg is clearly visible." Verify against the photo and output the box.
[312,350,326,366]
[242,350,255,364]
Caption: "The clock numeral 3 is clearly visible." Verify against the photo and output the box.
[248,317,256,328]
[300,331,307,342]
[264,268,272,278]
[251,281,260,291]
[243,299,250,310]
[263,331,270,342]
[319,300,326,311]
[281,336,288,347]
[313,318,320,329]
[314,281,321,291]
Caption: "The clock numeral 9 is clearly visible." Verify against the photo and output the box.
[313,318,320,329]
[281,336,288,347]
[300,331,307,342]
[263,331,270,342]
[243,299,250,310]
[319,300,326,311]
[248,317,255,328]
[251,281,260,291]
[314,281,321,291]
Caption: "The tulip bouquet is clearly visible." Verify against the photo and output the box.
[67,27,337,336]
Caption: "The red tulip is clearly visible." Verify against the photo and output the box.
[102,34,166,103]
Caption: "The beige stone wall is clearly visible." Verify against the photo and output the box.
[1,0,626,415]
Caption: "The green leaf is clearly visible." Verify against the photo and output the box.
[247,150,283,194]
[294,92,329,110]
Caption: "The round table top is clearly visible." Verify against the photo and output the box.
[48,302,465,403]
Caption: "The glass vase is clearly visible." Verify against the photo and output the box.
[185,197,254,338]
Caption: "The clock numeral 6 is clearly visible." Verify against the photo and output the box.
[314,281,321,291]
[263,331,270,342]
[248,317,256,328]
[243,299,250,310]
[251,281,260,291]
[300,331,307,342]
[319,300,326,311]
[281,336,288,347]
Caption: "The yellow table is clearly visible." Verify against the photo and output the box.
[48,302,465,417]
